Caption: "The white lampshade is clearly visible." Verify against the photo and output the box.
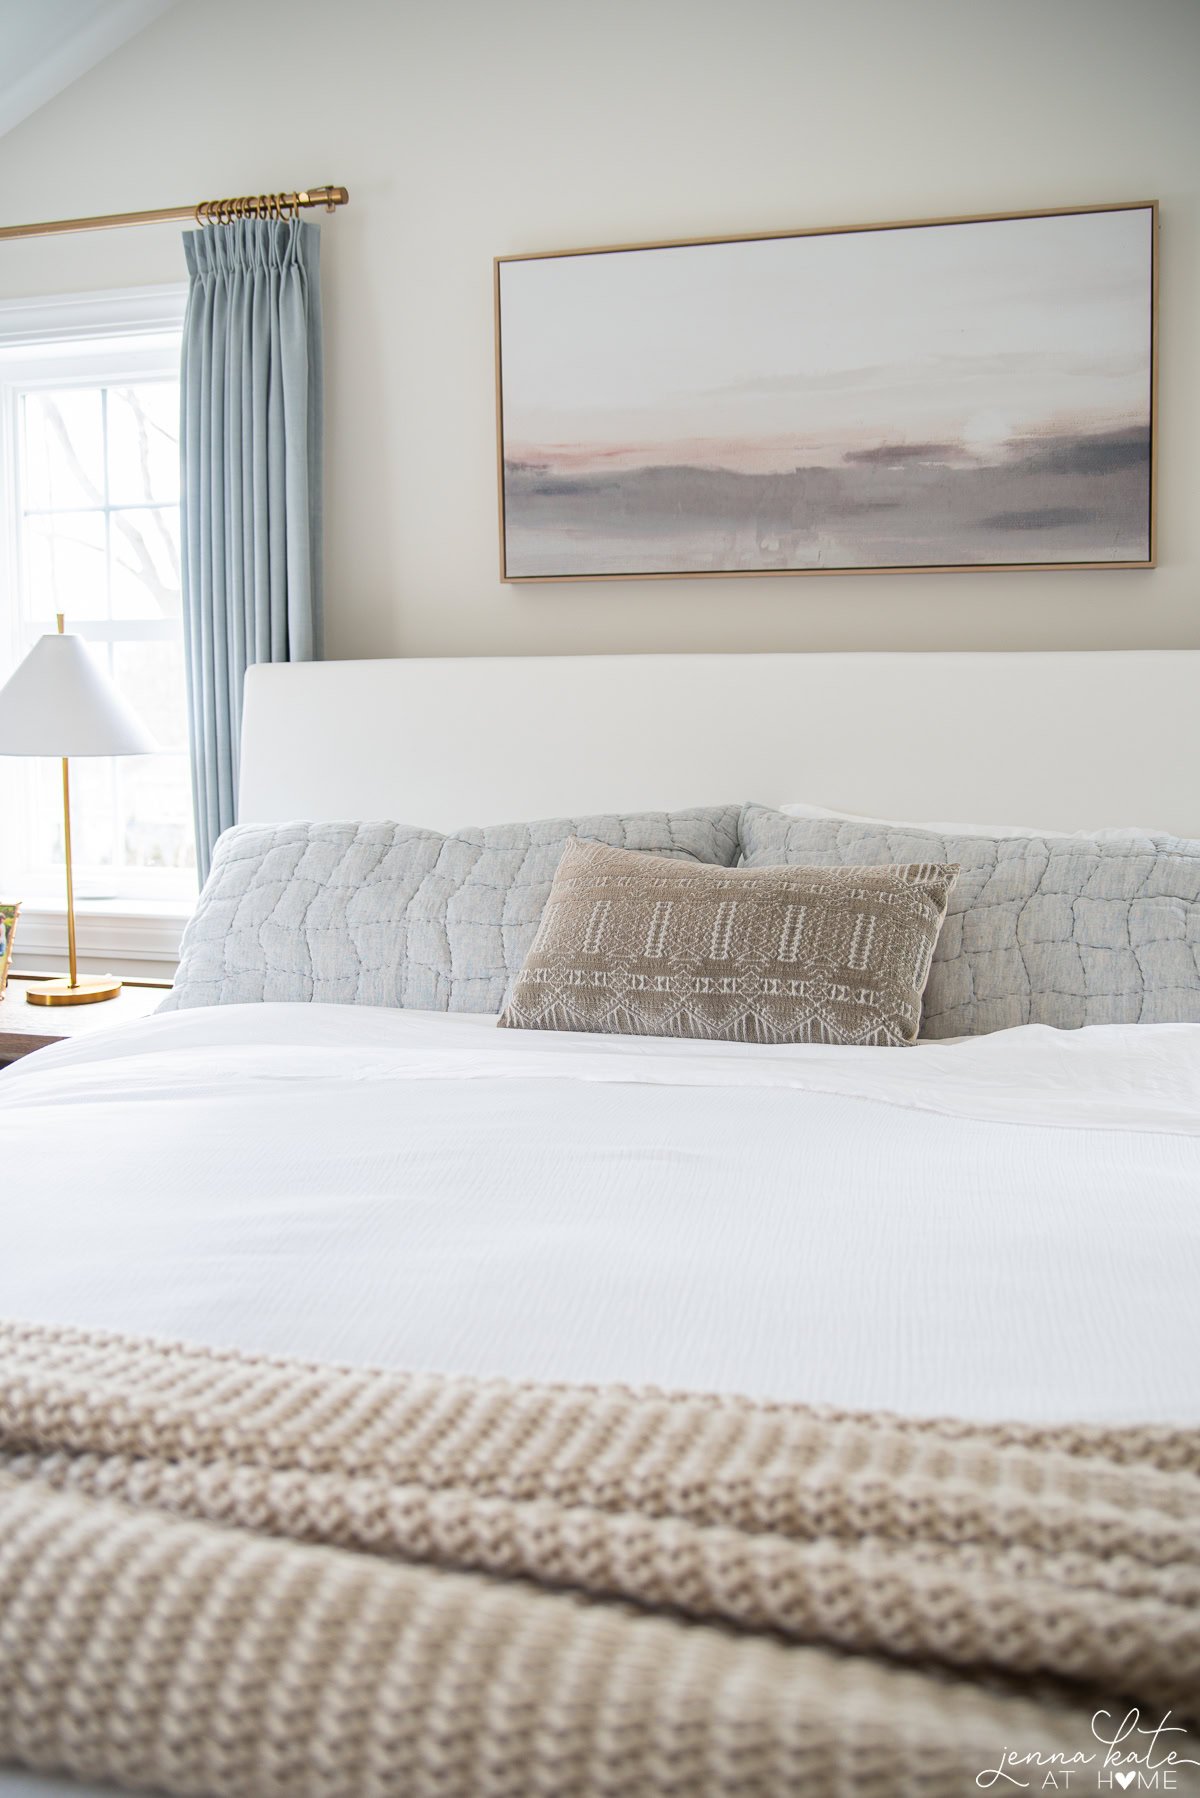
[0,630,156,757]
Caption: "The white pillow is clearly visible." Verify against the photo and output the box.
[777,801,1161,842]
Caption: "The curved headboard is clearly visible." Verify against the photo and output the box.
[239,651,1200,837]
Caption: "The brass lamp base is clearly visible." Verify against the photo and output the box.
[26,976,122,1007]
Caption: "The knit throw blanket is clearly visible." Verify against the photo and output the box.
[1,1321,1197,1798]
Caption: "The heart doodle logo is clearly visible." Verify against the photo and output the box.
[1114,1775,1136,1791]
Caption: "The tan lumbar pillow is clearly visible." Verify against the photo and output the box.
[497,837,958,1047]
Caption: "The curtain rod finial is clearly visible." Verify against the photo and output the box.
[298,186,348,212]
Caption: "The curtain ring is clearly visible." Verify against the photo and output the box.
[193,187,317,228]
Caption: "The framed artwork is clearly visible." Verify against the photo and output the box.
[0,901,19,997]
[494,202,1156,582]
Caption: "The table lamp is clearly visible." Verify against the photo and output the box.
[0,613,156,1006]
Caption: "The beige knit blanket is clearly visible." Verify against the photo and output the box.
[0,1320,1197,1798]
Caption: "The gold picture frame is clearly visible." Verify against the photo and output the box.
[494,200,1158,583]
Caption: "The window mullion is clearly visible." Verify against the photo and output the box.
[100,384,121,875]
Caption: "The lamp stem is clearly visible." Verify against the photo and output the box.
[61,753,79,990]
[54,619,78,991]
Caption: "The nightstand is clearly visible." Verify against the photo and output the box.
[0,977,170,1066]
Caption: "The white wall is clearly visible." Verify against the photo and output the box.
[1,0,1197,660]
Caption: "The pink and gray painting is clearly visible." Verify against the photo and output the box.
[498,207,1153,577]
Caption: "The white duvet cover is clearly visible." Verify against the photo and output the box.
[1,1004,1198,1428]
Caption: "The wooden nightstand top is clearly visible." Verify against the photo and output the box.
[0,977,170,1064]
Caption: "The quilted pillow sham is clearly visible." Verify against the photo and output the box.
[161,807,742,1013]
[498,837,958,1047]
[778,800,1162,842]
[739,803,1200,1038]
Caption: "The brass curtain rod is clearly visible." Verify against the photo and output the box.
[0,184,349,243]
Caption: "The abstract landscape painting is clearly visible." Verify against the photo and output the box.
[495,204,1155,580]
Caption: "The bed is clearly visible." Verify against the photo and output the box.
[2,651,1198,1798]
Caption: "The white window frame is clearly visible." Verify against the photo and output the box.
[0,286,192,973]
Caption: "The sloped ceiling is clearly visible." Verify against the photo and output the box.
[0,0,180,139]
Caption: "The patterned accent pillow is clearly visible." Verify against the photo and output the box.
[738,803,1200,1037]
[498,837,958,1047]
[161,807,742,1013]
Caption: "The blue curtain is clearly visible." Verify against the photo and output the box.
[180,218,323,881]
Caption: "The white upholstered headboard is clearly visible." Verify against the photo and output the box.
[239,651,1200,838]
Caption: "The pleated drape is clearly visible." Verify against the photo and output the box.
[179,218,323,880]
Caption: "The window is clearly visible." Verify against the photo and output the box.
[0,289,195,908]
